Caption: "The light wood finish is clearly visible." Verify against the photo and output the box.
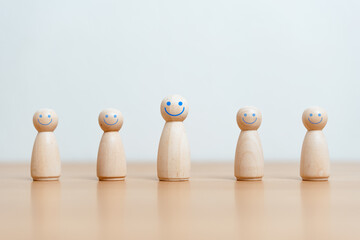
[97,109,126,181]
[157,95,190,181]
[235,107,264,180]
[31,109,61,181]
[300,107,330,181]
[1,162,360,240]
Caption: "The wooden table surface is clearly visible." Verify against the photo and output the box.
[1,162,359,240]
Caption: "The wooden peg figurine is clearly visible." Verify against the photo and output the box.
[157,95,190,181]
[234,106,264,181]
[31,109,61,181]
[97,109,126,181]
[300,107,330,181]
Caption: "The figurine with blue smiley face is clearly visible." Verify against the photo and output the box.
[236,106,262,131]
[302,106,328,131]
[33,109,58,132]
[160,95,189,122]
[31,108,61,181]
[98,108,123,132]
[158,94,190,181]
[97,108,126,181]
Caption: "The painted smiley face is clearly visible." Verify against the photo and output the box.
[308,113,323,124]
[98,109,123,131]
[103,114,119,125]
[242,113,257,124]
[37,114,53,125]
[302,107,327,130]
[236,107,262,130]
[164,101,185,116]
[33,109,58,132]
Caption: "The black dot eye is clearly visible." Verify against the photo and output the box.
[166,101,171,106]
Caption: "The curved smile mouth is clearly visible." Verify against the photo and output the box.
[165,107,185,116]
[242,117,257,124]
[38,119,52,126]
[104,118,118,126]
[308,117,323,124]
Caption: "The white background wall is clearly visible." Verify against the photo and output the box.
[0,0,359,162]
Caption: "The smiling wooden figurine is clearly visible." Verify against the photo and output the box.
[31,109,61,181]
[234,106,264,181]
[157,95,190,181]
[97,109,126,181]
[300,107,330,181]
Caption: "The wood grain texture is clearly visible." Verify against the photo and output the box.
[31,132,61,180]
[300,131,330,180]
[97,132,126,180]
[235,131,264,180]
[157,122,190,181]
[1,162,360,240]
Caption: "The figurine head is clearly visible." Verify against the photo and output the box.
[33,109,58,132]
[302,107,328,130]
[98,109,123,132]
[160,95,189,122]
[236,106,262,131]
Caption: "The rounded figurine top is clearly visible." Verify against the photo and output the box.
[302,107,328,130]
[160,95,189,122]
[98,109,123,132]
[236,106,262,130]
[33,109,58,132]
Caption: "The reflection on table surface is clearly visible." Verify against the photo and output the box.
[0,163,359,240]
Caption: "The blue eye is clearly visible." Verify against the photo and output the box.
[244,113,247,117]
[114,114,117,118]
[318,113,321,117]
[166,101,171,106]
[39,114,42,118]
[178,101,183,106]
[252,113,256,117]
[310,113,313,117]
[48,115,51,118]
[105,115,108,118]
